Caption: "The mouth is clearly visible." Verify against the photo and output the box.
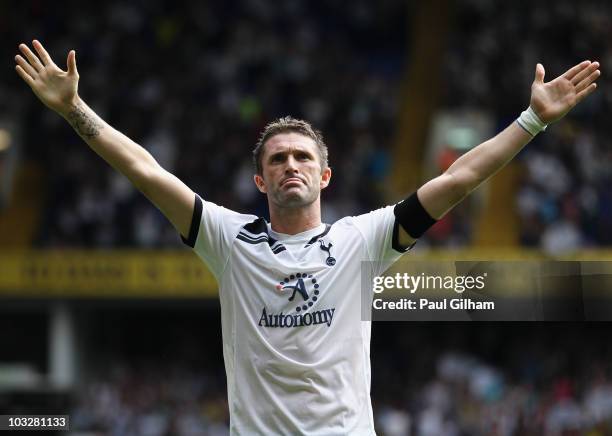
[281,177,304,187]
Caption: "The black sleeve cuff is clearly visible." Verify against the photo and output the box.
[181,194,203,248]
[392,220,417,253]
[393,191,437,239]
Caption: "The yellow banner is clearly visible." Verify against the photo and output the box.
[0,250,218,298]
[1,249,611,298]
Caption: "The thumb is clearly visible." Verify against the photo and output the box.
[534,63,545,84]
[67,50,78,76]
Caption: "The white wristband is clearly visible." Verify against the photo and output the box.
[516,106,547,136]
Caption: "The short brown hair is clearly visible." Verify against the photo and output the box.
[253,116,328,174]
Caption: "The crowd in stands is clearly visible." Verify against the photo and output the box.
[68,323,612,435]
[3,0,405,248]
[373,323,612,435]
[439,0,612,250]
[70,361,230,436]
[3,0,610,249]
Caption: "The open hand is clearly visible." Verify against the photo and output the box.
[530,60,600,124]
[14,40,79,115]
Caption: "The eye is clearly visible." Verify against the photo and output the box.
[297,152,310,160]
[270,154,285,163]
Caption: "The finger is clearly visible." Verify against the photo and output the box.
[575,69,601,94]
[562,60,591,81]
[534,63,545,84]
[571,61,599,86]
[15,54,38,78]
[32,39,54,66]
[15,65,35,87]
[66,50,78,76]
[18,43,44,72]
[576,83,597,104]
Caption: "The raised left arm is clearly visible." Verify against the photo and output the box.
[398,60,600,246]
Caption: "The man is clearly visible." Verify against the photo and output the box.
[14,40,600,434]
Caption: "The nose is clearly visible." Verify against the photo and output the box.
[284,155,299,173]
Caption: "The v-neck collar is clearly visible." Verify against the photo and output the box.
[268,223,327,244]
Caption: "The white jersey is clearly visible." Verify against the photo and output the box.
[182,195,410,435]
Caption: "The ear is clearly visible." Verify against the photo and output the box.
[320,167,332,190]
[254,174,267,193]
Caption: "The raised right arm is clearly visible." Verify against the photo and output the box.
[14,40,195,238]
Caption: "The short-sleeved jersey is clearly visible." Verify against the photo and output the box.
[182,195,410,435]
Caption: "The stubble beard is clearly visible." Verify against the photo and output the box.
[271,184,320,210]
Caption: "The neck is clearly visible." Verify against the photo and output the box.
[269,198,322,235]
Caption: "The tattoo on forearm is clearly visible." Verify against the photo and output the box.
[66,104,103,139]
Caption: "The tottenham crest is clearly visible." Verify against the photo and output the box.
[318,240,336,266]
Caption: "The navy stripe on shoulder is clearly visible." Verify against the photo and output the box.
[236,234,263,244]
[181,194,203,248]
[237,232,268,243]
[237,218,287,255]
